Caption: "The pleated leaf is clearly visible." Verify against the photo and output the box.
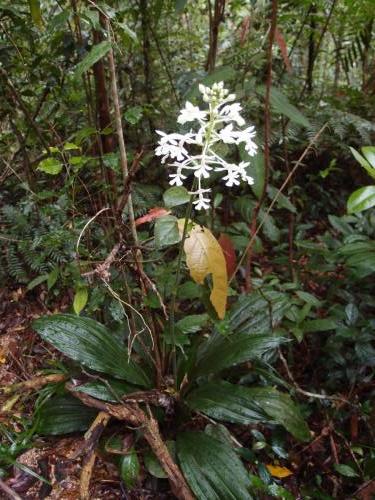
[229,290,290,334]
[177,431,252,500]
[36,395,97,435]
[187,381,310,442]
[193,331,286,377]
[33,314,150,387]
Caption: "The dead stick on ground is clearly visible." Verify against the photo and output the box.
[2,374,67,394]
[67,384,194,500]
[278,347,354,406]
[80,412,111,500]
[0,479,22,500]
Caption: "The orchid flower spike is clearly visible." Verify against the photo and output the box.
[155,81,257,210]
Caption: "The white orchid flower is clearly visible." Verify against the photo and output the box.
[155,82,257,210]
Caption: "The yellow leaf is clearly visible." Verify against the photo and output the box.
[266,464,293,478]
[178,221,227,318]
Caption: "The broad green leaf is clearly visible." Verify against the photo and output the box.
[47,9,70,31]
[334,463,359,478]
[361,146,375,169]
[204,423,234,446]
[261,212,280,242]
[73,286,88,315]
[72,379,134,402]
[176,314,208,334]
[37,158,63,175]
[163,186,190,207]
[177,431,252,500]
[74,41,111,78]
[144,441,176,479]
[29,0,43,28]
[27,274,48,291]
[124,106,143,124]
[154,215,180,248]
[328,214,354,235]
[347,186,375,213]
[63,142,79,150]
[36,395,97,435]
[301,318,337,332]
[47,267,59,290]
[193,331,286,377]
[345,303,358,325]
[187,382,269,424]
[229,290,290,334]
[267,185,296,213]
[233,196,257,223]
[257,86,310,128]
[117,22,138,45]
[349,147,375,178]
[270,88,310,127]
[119,448,140,488]
[295,290,321,307]
[179,222,228,319]
[187,382,310,441]
[250,151,265,199]
[33,314,150,387]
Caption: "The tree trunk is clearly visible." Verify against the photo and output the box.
[205,0,226,73]
[306,3,316,92]
[91,13,117,200]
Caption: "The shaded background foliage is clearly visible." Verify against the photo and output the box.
[0,0,374,499]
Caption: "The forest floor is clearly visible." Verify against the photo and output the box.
[1,287,374,499]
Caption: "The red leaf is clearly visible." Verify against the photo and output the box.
[218,234,237,277]
[135,207,170,226]
[275,27,292,73]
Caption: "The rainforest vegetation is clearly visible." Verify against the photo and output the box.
[0,0,374,498]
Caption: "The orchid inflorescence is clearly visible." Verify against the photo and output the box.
[155,81,257,210]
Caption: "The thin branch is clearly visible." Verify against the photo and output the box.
[230,122,328,284]
[245,0,278,290]
[106,20,139,247]
[67,384,194,500]
[0,479,22,500]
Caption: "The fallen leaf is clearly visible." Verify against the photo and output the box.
[178,221,228,319]
[135,207,171,226]
[266,464,293,478]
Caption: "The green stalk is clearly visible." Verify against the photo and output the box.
[168,101,217,387]
[168,189,195,388]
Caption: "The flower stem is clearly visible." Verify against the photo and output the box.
[168,185,196,388]
[168,104,216,387]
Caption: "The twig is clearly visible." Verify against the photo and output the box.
[116,149,144,214]
[278,347,354,406]
[106,20,139,248]
[67,384,194,500]
[230,122,328,284]
[82,243,121,281]
[0,479,22,500]
[76,207,111,254]
[149,25,181,107]
[245,0,278,290]
[2,374,66,395]
[299,0,337,98]
[0,67,49,150]
[80,412,111,499]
